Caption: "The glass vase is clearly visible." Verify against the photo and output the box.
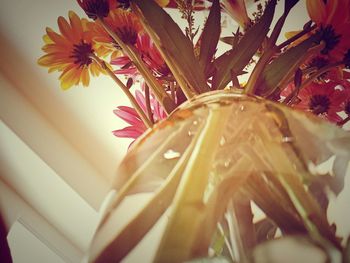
[88,90,350,263]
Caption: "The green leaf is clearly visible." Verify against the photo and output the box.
[285,0,300,13]
[131,0,209,94]
[211,0,277,90]
[256,35,318,97]
[91,132,197,263]
[199,0,221,74]
[154,106,234,262]
[220,29,240,48]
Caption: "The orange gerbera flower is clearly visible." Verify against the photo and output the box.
[85,9,142,59]
[86,20,122,60]
[38,11,105,90]
[306,0,350,61]
[103,8,143,45]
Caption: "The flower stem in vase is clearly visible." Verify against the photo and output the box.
[154,105,232,262]
[97,18,176,114]
[90,53,152,128]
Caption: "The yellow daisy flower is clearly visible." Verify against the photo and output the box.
[38,11,105,90]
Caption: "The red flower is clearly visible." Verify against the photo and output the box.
[113,89,166,142]
[306,0,350,61]
[111,33,169,78]
[77,0,117,20]
[294,82,345,123]
[85,8,142,59]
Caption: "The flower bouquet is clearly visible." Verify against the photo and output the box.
[38,0,350,262]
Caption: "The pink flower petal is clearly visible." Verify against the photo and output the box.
[114,106,143,126]
[135,90,147,113]
[113,126,145,139]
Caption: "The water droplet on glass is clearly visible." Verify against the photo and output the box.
[188,130,197,137]
[163,149,181,160]
[224,160,231,168]
[220,136,226,146]
[282,136,294,143]
[239,105,245,111]
[193,120,198,125]
[292,163,298,171]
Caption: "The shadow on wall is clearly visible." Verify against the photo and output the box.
[0,212,12,263]
[0,31,110,210]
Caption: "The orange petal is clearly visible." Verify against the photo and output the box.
[42,44,66,53]
[58,16,74,42]
[43,34,53,44]
[81,68,90,86]
[326,0,349,27]
[60,65,80,90]
[306,0,326,24]
[38,53,71,67]
[46,27,70,47]
[37,54,59,67]
[91,62,104,76]
[69,11,84,42]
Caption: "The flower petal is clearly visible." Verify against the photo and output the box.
[58,16,75,42]
[113,126,145,139]
[114,106,143,126]
[306,0,326,24]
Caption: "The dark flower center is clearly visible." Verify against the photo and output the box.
[78,0,110,20]
[116,26,138,45]
[71,41,94,67]
[316,25,341,55]
[344,49,350,69]
[345,101,350,116]
[309,94,330,115]
[117,0,131,9]
[309,56,329,69]
[308,56,329,80]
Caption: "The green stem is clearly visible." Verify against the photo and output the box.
[298,61,344,90]
[90,54,152,128]
[130,1,199,98]
[154,105,231,262]
[244,47,277,95]
[277,23,316,50]
[233,194,256,253]
[217,222,235,261]
[144,83,154,124]
[285,61,344,105]
[97,18,176,114]
[93,131,199,263]
[226,200,246,262]
[268,12,288,49]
